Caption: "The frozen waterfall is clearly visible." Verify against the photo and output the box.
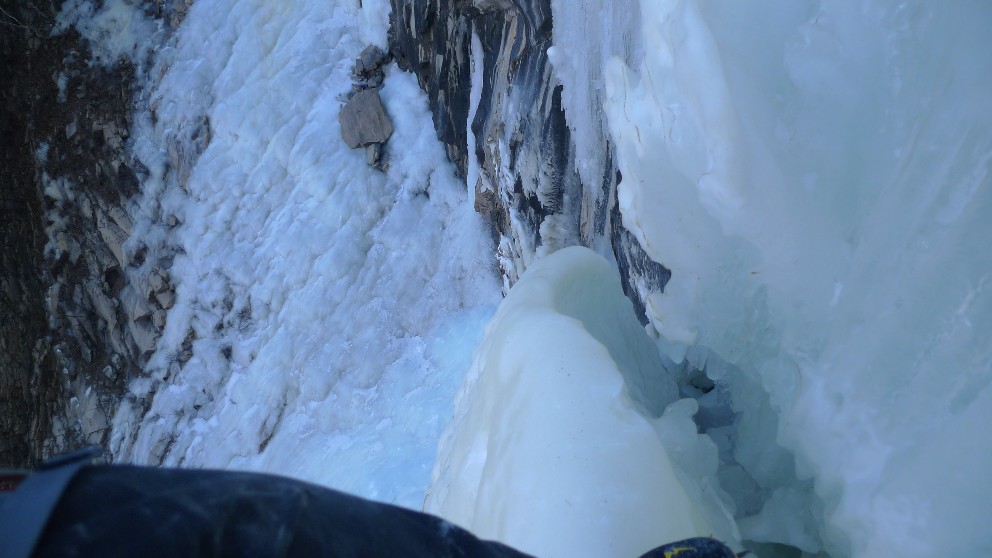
[56,0,992,557]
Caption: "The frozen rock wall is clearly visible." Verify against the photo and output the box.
[0,0,181,467]
[3,0,667,471]
[0,1,55,466]
[387,0,668,312]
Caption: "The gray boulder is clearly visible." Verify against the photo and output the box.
[354,45,387,79]
[339,89,394,148]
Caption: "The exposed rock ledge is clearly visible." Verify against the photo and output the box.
[0,0,188,467]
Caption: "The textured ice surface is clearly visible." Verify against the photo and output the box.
[550,1,992,555]
[95,0,500,509]
[426,246,738,557]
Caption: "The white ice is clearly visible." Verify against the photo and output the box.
[551,0,992,556]
[426,246,737,557]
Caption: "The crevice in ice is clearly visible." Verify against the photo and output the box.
[669,345,828,557]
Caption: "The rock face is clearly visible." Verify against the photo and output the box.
[0,0,185,467]
[0,9,52,464]
[354,45,389,81]
[0,0,130,467]
[387,0,670,317]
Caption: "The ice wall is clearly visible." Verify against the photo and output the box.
[551,0,992,556]
[426,246,737,557]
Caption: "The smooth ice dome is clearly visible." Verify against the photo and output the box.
[425,246,736,558]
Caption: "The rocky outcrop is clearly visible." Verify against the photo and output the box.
[354,45,389,86]
[0,0,181,467]
[388,0,670,317]
[0,0,127,467]
[341,46,394,167]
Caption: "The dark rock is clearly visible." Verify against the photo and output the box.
[390,0,579,285]
[129,317,160,360]
[612,206,672,326]
[96,214,128,267]
[339,89,394,148]
[148,269,169,294]
[165,116,210,190]
[0,0,181,467]
[0,0,146,467]
[152,310,167,330]
[107,207,133,236]
[177,329,195,363]
[389,0,474,173]
[154,289,175,310]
